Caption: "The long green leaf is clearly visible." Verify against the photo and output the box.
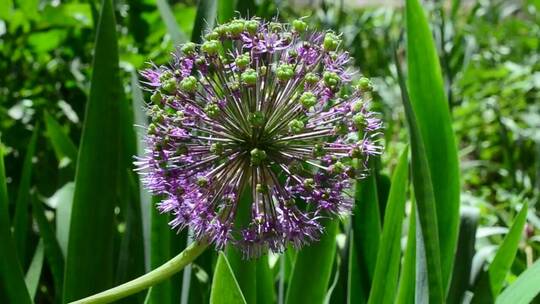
[396,47,444,302]
[217,0,234,23]
[13,124,39,263]
[406,0,461,293]
[50,182,75,258]
[0,145,32,304]
[347,231,366,304]
[25,239,44,300]
[32,196,65,301]
[63,0,124,300]
[448,206,479,304]
[155,0,188,46]
[368,147,409,304]
[496,259,540,304]
[352,160,381,295]
[256,255,275,304]
[44,112,78,165]
[471,203,529,303]
[286,219,338,304]
[191,0,217,43]
[210,252,247,304]
[395,203,416,304]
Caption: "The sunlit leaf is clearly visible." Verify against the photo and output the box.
[210,252,247,304]
[25,239,44,301]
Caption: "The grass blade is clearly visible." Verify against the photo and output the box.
[496,259,540,304]
[286,219,338,304]
[25,239,44,301]
[396,47,444,302]
[448,207,479,304]
[191,0,217,43]
[32,196,65,301]
[0,145,32,304]
[13,124,39,264]
[210,252,247,304]
[406,0,461,292]
[217,0,234,23]
[63,0,124,300]
[155,0,188,46]
[368,147,409,304]
[44,112,78,165]
[471,203,529,303]
[396,203,416,304]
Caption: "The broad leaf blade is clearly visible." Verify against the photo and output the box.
[13,124,39,263]
[210,252,247,304]
[286,219,338,304]
[406,0,461,293]
[63,0,124,300]
[191,0,217,43]
[155,0,188,46]
[0,145,32,304]
[496,259,540,304]
[368,147,409,304]
[25,239,44,301]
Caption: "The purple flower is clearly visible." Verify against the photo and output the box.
[136,17,383,258]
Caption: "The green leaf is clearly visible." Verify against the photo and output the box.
[0,145,32,304]
[236,0,255,17]
[395,204,416,304]
[155,0,188,46]
[256,255,275,304]
[368,147,409,304]
[13,124,39,263]
[396,46,443,302]
[448,207,479,304]
[44,111,78,166]
[352,160,381,295]
[210,252,247,304]
[48,182,75,257]
[496,259,540,304]
[347,231,366,304]
[217,0,235,23]
[32,196,65,301]
[286,219,338,304]
[406,0,461,293]
[63,0,125,300]
[471,203,529,303]
[25,239,44,301]
[191,0,217,43]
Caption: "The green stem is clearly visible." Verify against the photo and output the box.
[69,241,209,304]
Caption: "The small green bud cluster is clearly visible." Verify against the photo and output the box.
[288,119,304,133]
[323,32,341,51]
[249,111,265,127]
[292,19,307,33]
[250,148,267,166]
[299,92,317,109]
[235,53,251,70]
[201,40,220,55]
[356,77,373,92]
[276,64,295,82]
[180,76,197,93]
[323,71,340,90]
[241,68,258,86]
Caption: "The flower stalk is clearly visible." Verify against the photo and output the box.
[69,241,208,304]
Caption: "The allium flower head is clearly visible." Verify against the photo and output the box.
[136,17,383,258]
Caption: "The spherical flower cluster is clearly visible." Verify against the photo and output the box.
[136,17,383,258]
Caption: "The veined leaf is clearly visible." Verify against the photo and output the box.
[396,46,444,302]
[44,111,78,165]
[25,239,44,301]
[0,145,32,304]
[368,147,409,304]
[286,219,338,304]
[155,0,188,46]
[448,206,479,304]
[496,259,540,304]
[63,0,125,300]
[32,197,65,301]
[396,203,416,304]
[406,0,461,293]
[210,252,247,304]
[191,0,217,43]
[13,124,39,264]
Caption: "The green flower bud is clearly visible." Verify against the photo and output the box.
[204,103,220,118]
[303,178,315,190]
[249,111,265,127]
[235,53,250,70]
[228,20,245,36]
[241,68,258,86]
[357,77,373,92]
[162,78,177,94]
[269,22,282,32]
[259,66,267,74]
[351,101,363,113]
[292,19,307,32]
[250,148,267,166]
[323,32,341,51]
[323,71,340,89]
[201,40,220,55]
[195,56,206,66]
[181,42,197,55]
[276,64,294,81]
[196,176,209,187]
[352,113,365,128]
[245,20,259,34]
[148,123,157,135]
[305,72,319,84]
[159,70,173,83]
[288,119,304,133]
[151,91,163,104]
[215,25,228,37]
[299,91,317,108]
[204,31,219,41]
[332,161,345,174]
[180,76,197,93]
